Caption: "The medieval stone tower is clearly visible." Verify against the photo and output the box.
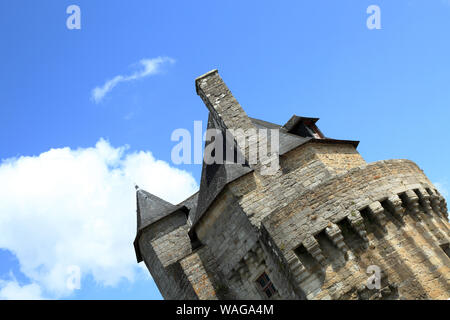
[133,70,449,300]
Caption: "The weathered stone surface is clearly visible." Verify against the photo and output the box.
[135,70,450,300]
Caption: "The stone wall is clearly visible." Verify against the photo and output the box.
[226,239,300,299]
[196,192,259,278]
[179,247,219,300]
[138,210,196,299]
[142,212,192,267]
[226,142,366,227]
[313,143,366,174]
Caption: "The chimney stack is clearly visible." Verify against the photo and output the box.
[196,70,259,165]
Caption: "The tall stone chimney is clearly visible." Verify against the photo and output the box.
[196,70,277,173]
[195,70,254,134]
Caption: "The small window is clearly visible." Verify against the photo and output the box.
[440,243,450,258]
[256,272,277,298]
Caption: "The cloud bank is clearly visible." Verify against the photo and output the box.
[0,139,197,299]
[91,56,175,103]
[0,277,43,300]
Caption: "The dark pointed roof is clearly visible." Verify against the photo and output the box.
[136,189,182,231]
[189,114,253,229]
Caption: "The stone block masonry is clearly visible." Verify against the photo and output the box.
[134,70,449,300]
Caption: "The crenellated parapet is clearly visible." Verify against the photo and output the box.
[325,222,351,256]
[261,158,449,299]
[367,201,388,226]
[263,159,442,250]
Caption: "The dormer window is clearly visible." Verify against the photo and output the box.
[283,116,324,139]
[440,243,450,258]
[256,272,277,298]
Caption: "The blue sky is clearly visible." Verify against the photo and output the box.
[0,0,449,299]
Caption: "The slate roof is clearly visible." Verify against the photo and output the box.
[135,189,184,231]
[188,113,253,231]
[250,117,312,154]
[178,191,199,213]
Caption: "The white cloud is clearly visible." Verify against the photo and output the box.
[91,56,175,103]
[0,139,198,299]
[434,182,448,198]
[0,280,43,300]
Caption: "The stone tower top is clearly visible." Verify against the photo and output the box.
[134,71,449,300]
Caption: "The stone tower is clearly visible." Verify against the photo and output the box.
[133,70,449,300]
